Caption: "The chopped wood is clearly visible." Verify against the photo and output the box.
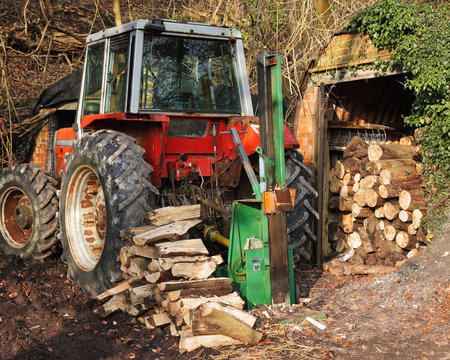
[352,181,360,193]
[399,210,413,222]
[347,232,362,249]
[354,173,361,183]
[158,256,211,271]
[354,188,367,207]
[97,280,132,300]
[127,257,152,280]
[328,264,397,275]
[407,248,419,258]
[367,144,420,161]
[395,231,418,250]
[158,278,232,292]
[334,160,345,179]
[357,227,376,253]
[179,328,242,352]
[399,190,426,211]
[329,173,342,193]
[147,259,163,272]
[384,224,396,241]
[379,169,420,185]
[147,204,201,226]
[343,136,369,158]
[351,203,374,218]
[377,239,403,259]
[342,172,352,186]
[190,303,263,345]
[128,284,159,306]
[339,196,354,212]
[339,213,354,233]
[156,238,209,257]
[94,294,127,318]
[166,285,233,300]
[392,218,410,232]
[145,312,172,328]
[328,196,340,210]
[180,292,245,311]
[400,136,415,146]
[407,224,417,235]
[171,255,224,280]
[144,271,174,283]
[133,219,202,245]
[412,209,424,229]
[360,175,378,189]
[374,207,385,218]
[339,185,355,198]
[365,188,383,208]
[383,201,401,220]
[366,159,417,176]
[343,157,362,175]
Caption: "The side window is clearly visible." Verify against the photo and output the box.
[105,35,130,113]
[82,42,105,116]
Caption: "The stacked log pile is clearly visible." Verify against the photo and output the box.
[94,204,262,351]
[327,136,428,268]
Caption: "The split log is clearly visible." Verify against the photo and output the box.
[343,136,369,158]
[384,251,406,267]
[190,304,263,345]
[156,239,209,257]
[379,169,420,185]
[374,207,385,218]
[367,144,419,161]
[412,209,423,229]
[133,219,202,245]
[179,329,242,352]
[144,313,172,328]
[166,285,232,300]
[351,203,374,218]
[359,175,378,189]
[180,292,245,311]
[365,188,383,208]
[128,284,160,306]
[159,256,212,271]
[145,271,174,283]
[334,160,345,179]
[339,185,355,198]
[329,173,342,193]
[127,257,152,280]
[147,204,201,226]
[352,181,360,193]
[398,210,413,223]
[147,259,163,272]
[366,159,417,176]
[415,227,427,243]
[158,278,232,292]
[383,201,401,220]
[171,255,223,280]
[354,188,367,206]
[399,190,426,211]
[97,280,132,300]
[347,232,362,249]
[395,231,418,250]
[339,196,354,212]
[94,294,127,318]
[328,264,397,276]
[407,248,419,258]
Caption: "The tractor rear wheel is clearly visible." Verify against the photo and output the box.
[59,130,157,297]
[285,149,318,264]
[0,164,59,259]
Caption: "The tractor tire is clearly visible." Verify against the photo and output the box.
[59,130,158,297]
[0,164,59,259]
[285,149,318,264]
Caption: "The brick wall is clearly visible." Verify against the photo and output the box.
[29,124,48,170]
[312,33,392,72]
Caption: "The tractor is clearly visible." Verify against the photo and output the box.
[0,19,317,298]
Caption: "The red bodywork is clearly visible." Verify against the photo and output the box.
[56,112,299,188]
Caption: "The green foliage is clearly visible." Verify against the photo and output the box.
[349,0,450,233]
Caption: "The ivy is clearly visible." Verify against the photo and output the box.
[349,0,450,233]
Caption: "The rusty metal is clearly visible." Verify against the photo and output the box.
[0,188,33,248]
[199,199,230,215]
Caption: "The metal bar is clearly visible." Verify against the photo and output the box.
[316,83,325,269]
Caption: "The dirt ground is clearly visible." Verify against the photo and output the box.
[0,229,448,360]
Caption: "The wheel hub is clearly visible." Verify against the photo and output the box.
[0,188,34,248]
[65,166,107,271]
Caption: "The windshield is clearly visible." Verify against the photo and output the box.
[140,34,241,113]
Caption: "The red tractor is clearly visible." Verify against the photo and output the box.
[0,20,317,297]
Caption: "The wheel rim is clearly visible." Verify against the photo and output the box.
[65,165,107,271]
[0,187,34,248]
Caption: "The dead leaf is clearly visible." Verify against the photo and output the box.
[342,342,350,347]
[8,292,18,298]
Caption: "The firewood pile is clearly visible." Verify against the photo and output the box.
[94,204,262,352]
[327,136,428,269]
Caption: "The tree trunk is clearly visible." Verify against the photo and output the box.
[399,190,426,211]
[113,0,123,26]
[398,210,413,222]
[383,201,401,220]
[339,196,354,212]
[344,157,362,174]
[334,160,345,179]
[395,231,418,250]
[343,137,368,158]
[367,144,420,161]
[366,159,417,176]
[352,203,374,218]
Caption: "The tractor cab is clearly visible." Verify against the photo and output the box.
[77,19,254,132]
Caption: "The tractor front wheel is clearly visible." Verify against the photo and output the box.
[0,164,59,259]
[59,130,157,297]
